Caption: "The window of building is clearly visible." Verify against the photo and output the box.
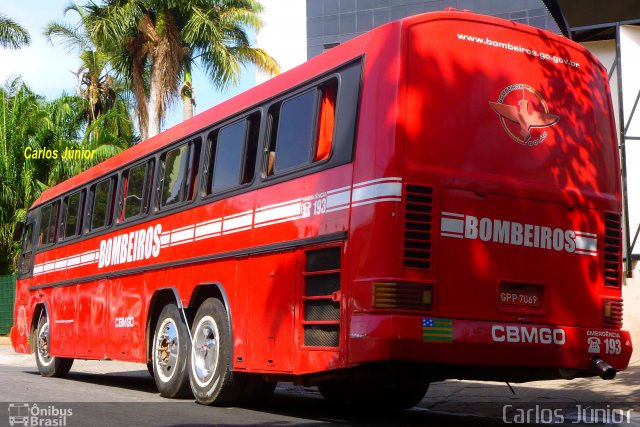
[206,112,260,195]
[90,177,115,231]
[160,139,201,208]
[121,160,154,221]
[61,191,84,240]
[38,201,60,247]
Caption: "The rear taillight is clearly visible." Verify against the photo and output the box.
[373,282,433,311]
[603,299,623,326]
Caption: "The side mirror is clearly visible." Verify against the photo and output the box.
[13,221,24,242]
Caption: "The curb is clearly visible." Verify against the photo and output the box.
[0,336,11,345]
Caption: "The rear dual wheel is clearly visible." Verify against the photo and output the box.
[152,304,191,398]
[189,298,275,405]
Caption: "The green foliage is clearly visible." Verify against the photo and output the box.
[0,13,31,50]
[86,0,281,139]
[0,78,134,275]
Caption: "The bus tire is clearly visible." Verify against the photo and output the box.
[189,297,246,405]
[317,377,429,410]
[152,303,191,398]
[35,315,73,378]
[146,361,154,377]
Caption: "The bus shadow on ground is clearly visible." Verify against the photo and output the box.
[232,391,504,427]
[18,366,640,426]
[23,369,169,396]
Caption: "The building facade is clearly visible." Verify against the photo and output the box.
[306,0,560,58]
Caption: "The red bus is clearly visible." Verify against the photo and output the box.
[11,10,632,409]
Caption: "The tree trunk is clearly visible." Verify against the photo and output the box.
[182,91,194,121]
[181,63,194,121]
[148,62,161,139]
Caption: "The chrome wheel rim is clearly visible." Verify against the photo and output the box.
[37,320,53,367]
[155,318,180,383]
[192,316,219,387]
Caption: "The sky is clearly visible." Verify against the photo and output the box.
[0,0,257,131]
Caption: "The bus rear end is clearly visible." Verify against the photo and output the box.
[348,11,632,385]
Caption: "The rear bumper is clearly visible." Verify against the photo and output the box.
[349,315,633,373]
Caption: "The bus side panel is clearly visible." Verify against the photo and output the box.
[11,278,30,354]
[347,24,405,290]
[48,286,77,357]
[106,274,146,361]
[246,252,297,373]
[75,280,107,358]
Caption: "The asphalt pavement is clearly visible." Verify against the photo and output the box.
[0,339,638,426]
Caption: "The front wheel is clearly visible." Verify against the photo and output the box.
[35,314,73,377]
[152,303,191,398]
[189,298,246,405]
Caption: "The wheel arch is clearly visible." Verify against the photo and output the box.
[187,282,233,350]
[29,302,49,354]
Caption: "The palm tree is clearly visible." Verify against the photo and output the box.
[0,79,49,273]
[180,0,280,120]
[43,94,133,186]
[0,14,31,49]
[0,78,134,274]
[44,4,118,129]
[86,0,280,140]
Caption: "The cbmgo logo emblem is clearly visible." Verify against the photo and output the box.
[489,84,559,146]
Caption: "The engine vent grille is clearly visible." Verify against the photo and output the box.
[603,212,622,288]
[303,246,341,348]
[403,185,434,270]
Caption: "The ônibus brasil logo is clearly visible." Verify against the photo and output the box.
[489,84,559,147]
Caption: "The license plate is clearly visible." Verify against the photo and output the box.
[499,283,543,307]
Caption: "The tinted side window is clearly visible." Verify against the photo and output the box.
[19,222,34,274]
[38,201,60,246]
[160,140,200,208]
[123,160,153,220]
[272,89,318,173]
[62,191,83,240]
[210,120,246,193]
[91,178,114,230]
[314,80,337,162]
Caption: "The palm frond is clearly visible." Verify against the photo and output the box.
[0,13,31,49]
